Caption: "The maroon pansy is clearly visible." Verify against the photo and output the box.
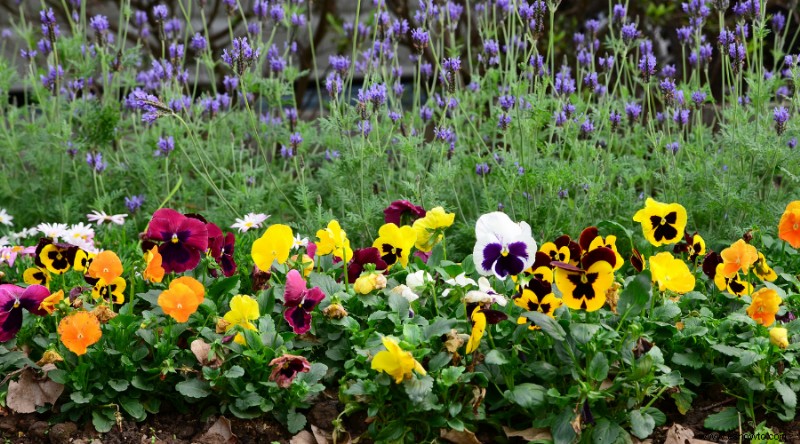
[383,200,426,225]
[283,269,325,335]
[145,208,209,274]
[269,354,311,388]
[218,232,237,277]
[0,284,49,342]
[347,247,388,283]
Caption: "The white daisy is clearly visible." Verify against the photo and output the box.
[64,223,95,245]
[0,209,13,226]
[0,236,9,247]
[87,210,128,226]
[36,223,68,240]
[292,233,309,250]
[11,227,38,242]
[231,212,270,233]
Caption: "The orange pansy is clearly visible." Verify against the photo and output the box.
[39,290,64,314]
[171,276,205,304]
[143,247,165,283]
[88,251,123,283]
[778,201,800,249]
[158,276,205,322]
[58,311,102,356]
[719,239,757,278]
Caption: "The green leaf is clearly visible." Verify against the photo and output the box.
[92,408,116,433]
[529,361,559,381]
[404,375,434,404]
[108,379,129,392]
[120,397,145,421]
[570,323,601,344]
[207,276,240,300]
[671,391,693,415]
[70,391,92,404]
[428,243,445,269]
[224,366,245,379]
[619,272,652,315]
[671,352,704,369]
[387,292,410,321]
[704,407,740,431]
[588,353,609,381]
[629,409,655,439]
[462,255,476,275]
[774,380,797,410]
[439,366,465,387]
[484,349,509,365]
[552,407,578,444]
[176,379,211,398]
[298,363,328,384]
[505,383,546,409]
[424,318,457,339]
[653,302,681,321]
[403,324,423,345]
[287,410,307,434]
[309,273,342,298]
[712,344,744,357]
[592,418,622,444]
[131,375,153,391]
[523,311,566,341]
[428,351,452,371]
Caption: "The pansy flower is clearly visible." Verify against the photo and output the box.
[464,277,508,307]
[252,224,294,271]
[383,200,426,225]
[92,277,127,304]
[371,336,426,383]
[412,207,455,252]
[465,302,507,353]
[539,235,581,266]
[473,212,537,279]
[770,327,789,349]
[746,288,782,327]
[143,247,165,283]
[315,220,353,262]
[373,223,417,268]
[514,278,562,329]
[778,201,800,248]
[632,198,687,246]
[72,249,96,273]
[648,252,696,294]
[207,223,237,277]
[713,264,752,296]
[39,290,64,314]
[158,276,205,322]
[58,311,102,355]
[630,248,645,272]
[35,238,78,275]
[701,251,723,279]
[520,252,554,284]
[0,284,49,341]
[269,354,311,388]
[283,269,325,334]
[23,267,51,288]
[753,252,777,282]
[673,232,706,263]
[88,250,123,283]
[719,239,758,278]
[353,272,388,295]
[347,247,388,283]
[553,247,616,312]
[579,227,624,271]
[223,295,260,344]
[145,208,209,274]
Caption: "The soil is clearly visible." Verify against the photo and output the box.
[1,384,799,443]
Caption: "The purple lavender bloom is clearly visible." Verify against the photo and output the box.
[584,72,599,91]
[40,8,57,27]
[443,56,461,73]
[577,49,592,67]
[673,108,690,126]
[772,12,786,32]
[357,120,372,136]
[89,15,109,40]
[21,49,38,60]
[498,95,515,111]
[728,42,746,71]
[325,149,340,161]
[621,23,638,43]
[223,0,238,14]
[475,163,490,176]
[482,39,500,66]
[735,22,749,39]
[388,111,402,122]
[221,37,260,76]
[776,86,791,100]
[329,55,350,74]
[554,67,576,96]
[612,4,627,23]
[359,83,388,107]
[280,145,294,158]
[610,111,622,129]
[411,28,429,52]
[599,55,615,71]
[420,106,433,121]
[554,111,568,126]
[787,138,797,149]
[86,152,107,173]
[223,75,238,93]
[155,136,175,156]
[719,29,736,46]
[290,132,303,148]
[40,65,63,93]
[191,33,207,52]
[666,142,680,154]
[625,102,642,122]
[253,1,269,19]
[585,19,601,34]
[270,4,285,22]
[153,5,168,20]
[37,39,52,56]
[291,13,305,27]
[529,54,546,76]
[660,79,677,103]
[125,195,145,213]
[785,55,797,68]
[676,26,694,45]
[639,54,657,82]
[325,73,343,98]
[558,188,569,199]
[580,119,594,137]
[691,91,707,107]
[563,103,576,118]
[661,64,677,79]
[774,107,790,135]
[498,114,512,130]
[169,43,185,61]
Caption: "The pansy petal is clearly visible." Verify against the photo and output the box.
[19,285,50,316]
[147,208,184,242]
[284,306,312,334]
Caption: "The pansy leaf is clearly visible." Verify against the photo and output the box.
[404,374,434,404]
[591,418,624,444]
[523,311,566,341]
[108,379,129,392]
[428,243,445,269]
[286,409,307,434]
[629,409,655,439]
[310,272,341,298]
[424,318,457,339]
[92,407,116,433]
[703,407,739,431]
[485,349,509,365]
[588,353,609,381]
[618,272,651,315]
[774,380,797,410]
[120,397,145,421]
[462,254,476,275]
[552,407,578,444]
[224,366,245,379]
[388,292,410,322]
[207,276,240,301]
[176,379,211,398]
[428,351,452,371]
[570,323,601,345]
[504,383,546,409]
[439,366,465,387]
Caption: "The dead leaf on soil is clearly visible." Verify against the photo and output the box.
[199,416,236,444]
[440,428,481,444]
[630,438,653,444]
[664,423,717,444]
[502,426,552,441]
[191,339,223,368]
[6,365,64,414]
[290,430,316,444]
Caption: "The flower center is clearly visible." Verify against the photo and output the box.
[13,300,20,308]
[501,247,509,257]
[177,303,183,309]
[580,274,588,284]
[794,223,799,231]
[659,217,667,226]
[171,234,179,243]
[103,267,109,274]
[77,333,83,339]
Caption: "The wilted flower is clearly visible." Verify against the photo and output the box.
[770,327,789,349]
[269,354,311,388]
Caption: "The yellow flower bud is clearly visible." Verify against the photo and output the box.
[770,327,789,349]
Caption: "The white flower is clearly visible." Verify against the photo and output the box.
[406,270,433,292]
[473,212,537,280]
[442,272,478,297]
[87,210,128,225]
[10,227,38,242]
[464,277,507,306]
[0,236,9,247]
[36,223,68,240]
[292,234,309,250]
[0,209,13,226]
[65,223,95,244]
[231,212,270,233]
[391,284,420,303]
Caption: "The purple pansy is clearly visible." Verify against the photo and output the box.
[347,247,389,283]
[0,284,49,342]
[383,200,426,225]
[473,212,537,279]
[145,208,209,274]
[283,270,325,335]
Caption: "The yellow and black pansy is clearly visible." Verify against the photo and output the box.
[519,252,554,286]
[72,249,96,273]
[579,226,624,271]
[35,239,78,275]
[713,264,752,296]
[465,302,507,354]
[753,252,777,282]
[514,278,562,329]
[92,277,127,304]
[539,235,581,266]
[630,248,645,273]
[702,251,723,279]
[673,232,706,263]
[23,267,51,289]
[632,198,687,247]
[553,247,616,312]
